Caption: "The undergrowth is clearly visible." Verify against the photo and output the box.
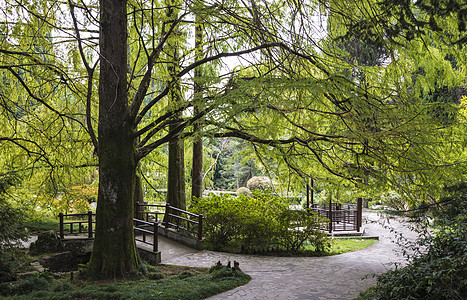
[356,183,467,300]
[0,264,250,300]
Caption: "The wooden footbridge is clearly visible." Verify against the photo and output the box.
[58,197,363,260]
[58,202,204,257]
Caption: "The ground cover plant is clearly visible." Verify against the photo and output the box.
[357,184,467,300]
[0,263,250,300]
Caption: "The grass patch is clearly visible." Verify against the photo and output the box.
[208,238,377,257]
[304,238,378,255]
[23,217,60,233]
[0,265,250,300]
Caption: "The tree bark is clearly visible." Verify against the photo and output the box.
[191,5,204,202]
[167,129,186,210]
[166,0,186,211]
[134,165,144,219]
[87,0,138,278]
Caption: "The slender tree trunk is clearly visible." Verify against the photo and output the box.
[191,4,204,202]
[166,0,186,210]
[87,0,138,278]
[167,128,186,210]
[134,164,144,219]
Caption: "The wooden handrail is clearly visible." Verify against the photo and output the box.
[58,211,95,239]
[309,201,362,233]
[135,202,204,241]
[133,218,159,252]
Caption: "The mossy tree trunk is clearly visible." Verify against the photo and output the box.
[191,2,204,203]
[165,0,186,211]
[87,0,138,278]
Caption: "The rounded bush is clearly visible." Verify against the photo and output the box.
[246,176,273,191]
[236,187,252,197]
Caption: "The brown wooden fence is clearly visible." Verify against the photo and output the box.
[59,211,95,239]
[59,203,203,253]
[134,202,203,241]
[310,198,363,233]
[133,218,159,253]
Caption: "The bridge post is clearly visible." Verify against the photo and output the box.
[87,211,93,238]
[164,203,170,229]
[59,213,64,239]
[357,198,363,232]
[153,222,158,252]
[198,214,203,240]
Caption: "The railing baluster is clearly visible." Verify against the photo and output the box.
[59,213,64,239]
[88,211,93,238]
[198,214,203,240]
[164,203,170,229]
[357,198,362,232]
[153,222,158,252]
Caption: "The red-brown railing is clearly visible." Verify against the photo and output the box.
[59,203,203,253]
[59,211,95,239]
[134,202,203,241]
[310,198,363,233]
[133,218,158,252]
[58,211,159,252]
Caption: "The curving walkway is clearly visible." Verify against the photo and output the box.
[160,211,418,300]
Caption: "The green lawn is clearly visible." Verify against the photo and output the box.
[304,238,378,255]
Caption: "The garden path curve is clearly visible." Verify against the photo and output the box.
[160,211,418,300]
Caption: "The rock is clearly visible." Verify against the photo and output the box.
[233,261,241,271]
[40,251,76,272]
[30,261,45,272]
[29,230,63,255]
[63,239,93,256]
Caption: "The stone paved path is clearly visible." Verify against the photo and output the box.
[160,211,418,300]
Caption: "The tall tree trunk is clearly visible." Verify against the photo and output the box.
[134,164,144,219]
[167,128,186,210]
[166,0,186,210]
[88,0,138,278]
[191,4,204,202]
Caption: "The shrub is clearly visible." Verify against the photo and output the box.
[358,184,467,300]
[53,184,98,214]
[246,176,273,191]
[3,275,51,296]
[191,194,244,250]
[236,187,252,197]
[192,191,330,254]
[0,174,27,283]
[275,209,329,253]
[378,190,409,211]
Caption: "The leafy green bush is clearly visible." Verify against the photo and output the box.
[236,187,252,197]
[276,209,329,253]
[192,191,330,254]
[0,275,51,296]
[192,193,244,250]
[358,184,467,300]
[378,190,408,211]
[0,173,27,282]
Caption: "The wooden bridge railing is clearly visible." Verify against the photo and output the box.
[133,218,158,252]
[59,211,95,239]
[309,198,363,233]
[58,211,160,252]
[135,202,203,241]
